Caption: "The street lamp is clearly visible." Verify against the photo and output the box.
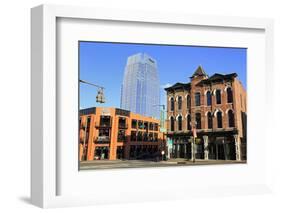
[79,79,105,103]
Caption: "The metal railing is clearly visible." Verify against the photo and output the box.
[118,123,128,129]
[95,121,111,128]
[96,136,110,143]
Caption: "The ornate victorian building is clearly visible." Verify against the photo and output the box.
[165,66,247,161]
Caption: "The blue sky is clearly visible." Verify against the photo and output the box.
[79,41,246,109]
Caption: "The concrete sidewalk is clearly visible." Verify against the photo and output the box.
[80,159,246,170]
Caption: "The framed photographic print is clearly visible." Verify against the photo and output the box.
[78,42,247,170]
[31,4,274,208]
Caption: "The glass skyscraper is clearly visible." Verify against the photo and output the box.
[120,53,160,118]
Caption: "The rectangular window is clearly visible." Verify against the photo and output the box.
[131,119,137,129]
[195,93,201,106]
[217,112,223,128]
[97,129,110,143]
[143,132,148,141]
[207,92,212,106]
[216,90,222,104]
[187,95,191,109]
[98,129,110,137]
[207,113,213,129]
[227,88,233,103]
[138,120,144,129]
[195,113,201,129]
[170,98,175,111]
[87,116,91,129]
[187,115,191,130]
[118,117,127,129]
[131,131,137,141]
[149,122,154,130]
[178,97,182,110]
[154,123,159,131]
[149,133,153,141]
[99,115,111,127]
[144,122,148,130]
[117,130,126,142]
[137,131,143,141]
[154,133,158,142]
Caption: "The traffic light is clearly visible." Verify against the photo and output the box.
[96,88,105,103]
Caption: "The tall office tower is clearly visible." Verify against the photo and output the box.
[120,53,160,118]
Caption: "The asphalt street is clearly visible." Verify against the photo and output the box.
[80,159,246,170]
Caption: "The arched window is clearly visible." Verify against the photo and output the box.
[187,114,191,130]
[206,91,212,106]
[170,116,175,131]
[217,111,223,128]
[195,92,201,106]
[178,115,182,131]
[228,110,235,127]
[195,113,201,129]
[178,96,182,110]
[170,97,174,111]
[227,87,233,103]
[187,95,191,109]
[216,90,222,104]
[207,112,212,129]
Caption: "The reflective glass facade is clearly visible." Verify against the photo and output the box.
[121,53,160,118]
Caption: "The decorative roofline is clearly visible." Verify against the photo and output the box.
[164,66,238,92]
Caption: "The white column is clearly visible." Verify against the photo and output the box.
[222,139,228,160]
[184,143,187,158]
[234,134,241,161]
[177,144,180,158]
[190,137,195,161]
[203,135,209,160]
[167,139,171,159]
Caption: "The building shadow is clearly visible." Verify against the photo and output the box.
[18,196,31,205]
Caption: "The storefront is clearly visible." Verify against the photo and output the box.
[116,146,125,159]
[171,138,204,159]
[129,145,159,159]
[94,146,109,160]
[167,130,240,161]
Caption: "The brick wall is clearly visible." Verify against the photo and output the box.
[166,74,246,135]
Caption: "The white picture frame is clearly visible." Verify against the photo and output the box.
[31,4,274,208]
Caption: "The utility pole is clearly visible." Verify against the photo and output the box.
[82,117,88,161]
[79,79,106,161]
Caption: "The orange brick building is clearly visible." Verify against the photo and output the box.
[165,66,247,161]
[79,107,165,161]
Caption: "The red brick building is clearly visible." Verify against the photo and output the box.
[165,66,247,161]
[79,107,165,161]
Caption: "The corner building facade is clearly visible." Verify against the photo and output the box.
[165,66,247,161]
[79,107,165,161]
